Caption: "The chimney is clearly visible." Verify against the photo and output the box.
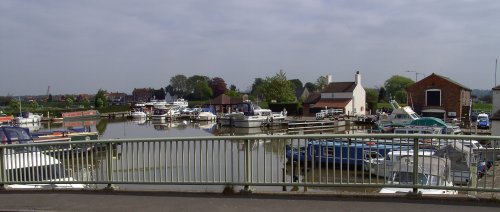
[327,75,333,84]
[355,71,361,85]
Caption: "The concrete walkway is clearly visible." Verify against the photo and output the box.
[0,191,498,212]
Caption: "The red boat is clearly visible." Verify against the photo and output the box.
[62,110,100,120]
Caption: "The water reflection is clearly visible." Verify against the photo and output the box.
[24,118,382,192]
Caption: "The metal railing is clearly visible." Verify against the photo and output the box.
[0,134,499,195]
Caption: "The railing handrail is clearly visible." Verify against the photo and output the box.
[3,133,500,147]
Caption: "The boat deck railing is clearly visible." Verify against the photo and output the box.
[0,134,499,196]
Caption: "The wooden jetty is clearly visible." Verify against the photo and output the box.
[287,120,349,134]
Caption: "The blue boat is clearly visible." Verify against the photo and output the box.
[286,139,406,167]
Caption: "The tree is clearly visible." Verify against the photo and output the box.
[30,100,39,109]
[169,74,188,96]
[227,84,239,97]
[384,75,414,103]
[208,77,227,97]
[289,79,303,90]
[366,88,379,113]
[65,96,74,108]
[187,75,210,95]
[250,78,265,100]
[261,70,295,102]
[378,87,387,102]
[9,98,20,112]
[94,89,108,108]
[190,81,213,100]
[316,75,328,91]
[304,82,318,92]
[83,98,90,108]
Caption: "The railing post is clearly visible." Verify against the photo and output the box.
[0,147,5,190]
[241,139,253,193]
[105,142,116,190]
[412,139,419,195]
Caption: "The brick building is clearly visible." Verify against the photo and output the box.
[132,88,154,102]
[406,73,471,120]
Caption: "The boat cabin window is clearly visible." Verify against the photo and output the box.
[393,172,428,185]
[395,114,409,119]
[364,151,383,160]
[323,147,334,157]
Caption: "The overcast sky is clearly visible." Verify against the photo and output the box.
[1,0,499,96]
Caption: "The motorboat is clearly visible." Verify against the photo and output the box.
[364,148,436,178]
[379,155,457,195]
[131,111,147,118]
[377,100,420,127]
[230,101,274,128]
[0,126,86,189]
[151,105,172,120]
[196,108,217,121]
[14,112,42,124]
[131,103,148,118]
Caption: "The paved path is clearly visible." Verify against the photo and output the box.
[0,191,499,212]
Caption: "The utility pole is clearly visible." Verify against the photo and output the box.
[405,70,424,81]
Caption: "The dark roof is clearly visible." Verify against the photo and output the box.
[322,82,356,93]
[426,73,471,91]
[210,94,243,105]
[312,98,351,109]
[295,87,306,99]
[303,92,320,104]
[493,85,500,90]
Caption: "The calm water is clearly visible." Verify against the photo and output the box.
[18,118,381,193]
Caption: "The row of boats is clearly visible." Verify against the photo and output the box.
[285,131,487,195]
[130,99,288,128]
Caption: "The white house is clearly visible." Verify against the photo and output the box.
[303,71,366,116]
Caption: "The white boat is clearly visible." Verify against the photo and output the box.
[14,112,42,124]
[131,111,147,118]
[379,155,457,195]
[197,108,217,121]
[170,98,188,108]
[1,126,86,189]
[377,100,420,127]
[151,105,172,120]
[364,148,436,178]
[233,115,269,128]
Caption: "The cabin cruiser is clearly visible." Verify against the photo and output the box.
[218,101,274,128]
[1,126,86,189]
[232,102,271,128]
[14,112,42,124]
[364,148,436,178]
[196,108,217,121]
[377,100,420,127]
[379,155,457,195]
[130,103,148,118]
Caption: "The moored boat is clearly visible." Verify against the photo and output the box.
[62,110,100,120]
[14,112,42,124]
[379,155,457,195]
[286,139,404,167]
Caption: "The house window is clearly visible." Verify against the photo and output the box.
[426,89,441,106]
